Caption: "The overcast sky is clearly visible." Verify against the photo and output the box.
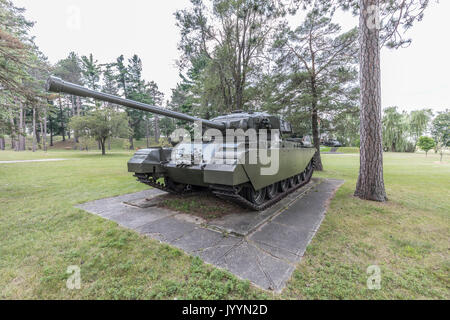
[12,0,450,112]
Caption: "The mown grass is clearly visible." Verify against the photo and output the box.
[0,150,266,299]
[0,149,448,299]
[336,147,360,153]
[283,152,449,299]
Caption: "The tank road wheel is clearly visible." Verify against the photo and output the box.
[288,176,296,188]
[266,183,278,199]
[279,179,289,193]
[165,177,187,194]
[289,174,302,187]
[246,187,267,206]
[303,160,314,182]
[296,172,305,183]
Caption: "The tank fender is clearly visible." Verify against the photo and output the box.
[127,148,172,174]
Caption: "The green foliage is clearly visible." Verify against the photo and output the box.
[81,54,101,90]
[409,109,433,145]
[382,107,439,153]
[417,136,435,156]
[382,107,415,152]
[69,108,130,155]
[431,110,450,161]
[53,52,83,85]
[0,0,51,149]
[175,0,284,112]
[77,136,97,151]
[269,6,359,164]
[431,110,450,148]
[331,111,360,147]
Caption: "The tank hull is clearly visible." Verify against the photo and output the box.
[128,144,315,197]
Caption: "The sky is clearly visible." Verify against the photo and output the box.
[12,0,450,113]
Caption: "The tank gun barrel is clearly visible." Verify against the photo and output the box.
[46,76,225,130]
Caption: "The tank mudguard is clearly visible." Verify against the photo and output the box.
[242,147,316,190]
[127,148,171,174]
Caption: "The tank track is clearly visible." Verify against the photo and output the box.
[134,159,314,211]
[134,174,174,193]
[133,174,206,196]
[211,161,314,211]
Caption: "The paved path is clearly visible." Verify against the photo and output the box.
[76,178,344,292]
[0,159,68,164]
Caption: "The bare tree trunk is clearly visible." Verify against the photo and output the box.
[36,112,41,145]
[76,96,81,116]
[43,108,48,152]
[354,0,387,202]
[32,107,37,152]
[129,136,134,150]
[40,120,43,149]
[18,104,25,151]
[42,109,47,152]
[146,117,150,148]
[154,115,160,144]
[311,107,323,171]
[0,136,5,150]
[59,95,65,142]
[49,116,54,147]
[100,139,106,156]
[36,126,41,145]
[311,79,323,171]
[9,116,17,150]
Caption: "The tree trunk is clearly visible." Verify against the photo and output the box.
[59,95,65,142]
[9,116,16,150]
[129,136,134,150]
[310,79,323,171]
[146,117,150,148]
[100,139,106,156]
[154,115,160,144]
[43,108,47,152]
[32,107,37,152]
[39,120,43,149]
[18,104,25,151]
[76,96,81,116]
[49,116,54,147]
[36,121,41,145]
[0,137,5,150]
[354,0,387,202]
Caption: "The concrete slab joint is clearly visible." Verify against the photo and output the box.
[75,177,344,292]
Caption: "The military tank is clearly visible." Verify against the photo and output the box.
[47,76,315,210]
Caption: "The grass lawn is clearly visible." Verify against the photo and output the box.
[0,149,448,299]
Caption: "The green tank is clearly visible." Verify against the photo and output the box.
[47,76,315,210]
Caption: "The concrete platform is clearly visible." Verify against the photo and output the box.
[76,178,344,292]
